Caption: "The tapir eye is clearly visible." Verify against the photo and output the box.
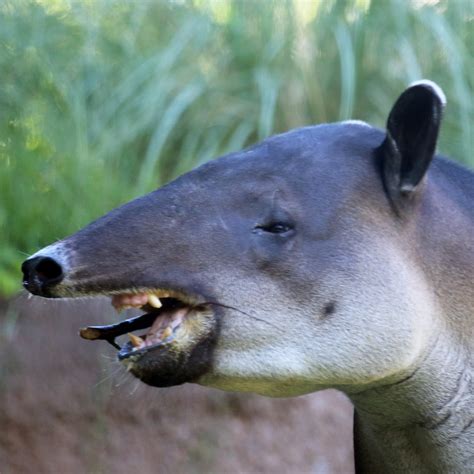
[254,222,294,234]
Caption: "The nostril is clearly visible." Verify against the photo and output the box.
[35,257,63,282]
[22,256,64,288]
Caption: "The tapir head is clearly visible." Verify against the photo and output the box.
[22,81,445,397]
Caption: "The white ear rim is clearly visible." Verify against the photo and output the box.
[408,79,447,107]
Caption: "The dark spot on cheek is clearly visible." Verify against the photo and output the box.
[322,301,337,318]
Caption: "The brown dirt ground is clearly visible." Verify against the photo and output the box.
[0,294,354,474]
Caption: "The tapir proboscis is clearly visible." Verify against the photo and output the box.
[22,81,473,473]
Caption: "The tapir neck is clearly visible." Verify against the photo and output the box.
[349,334,474,473]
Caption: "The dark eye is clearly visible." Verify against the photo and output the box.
[254,222,293,234]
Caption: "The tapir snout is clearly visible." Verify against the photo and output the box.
[23,81,474,471]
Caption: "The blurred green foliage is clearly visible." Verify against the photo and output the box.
[0,0,473,295]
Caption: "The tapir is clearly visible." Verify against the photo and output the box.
[22,81,474,473]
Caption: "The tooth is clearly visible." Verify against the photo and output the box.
[128,333,144,348]
[162,327,172,339]
[148,294,162,308]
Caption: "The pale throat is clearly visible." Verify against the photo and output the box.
[349,334,474,471]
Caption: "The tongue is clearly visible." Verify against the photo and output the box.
[144,308,188,346]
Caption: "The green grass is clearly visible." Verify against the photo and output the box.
[0,0,473,295]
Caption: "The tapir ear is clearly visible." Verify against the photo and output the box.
[379,80,446,209]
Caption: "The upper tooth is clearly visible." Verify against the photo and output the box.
[148,294,162,308]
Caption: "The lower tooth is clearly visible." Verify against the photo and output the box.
[128,333,144,348]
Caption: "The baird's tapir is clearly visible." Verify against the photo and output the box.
[22,81,473,473]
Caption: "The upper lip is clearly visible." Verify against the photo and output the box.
[108,288,203,310]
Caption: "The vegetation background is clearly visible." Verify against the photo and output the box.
[1,0,473,294]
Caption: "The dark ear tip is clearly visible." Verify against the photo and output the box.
[407,80,447,108]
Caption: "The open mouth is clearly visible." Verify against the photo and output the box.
[79,289,212,362]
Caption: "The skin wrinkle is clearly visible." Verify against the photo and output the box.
[419,367,473,436]
[451,418,474,441]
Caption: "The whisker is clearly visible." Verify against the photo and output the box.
[100,353,118,361]
[204,301,282,331]
[93,364,123,388]
[114,367,133,388]
[128,378,142,395]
